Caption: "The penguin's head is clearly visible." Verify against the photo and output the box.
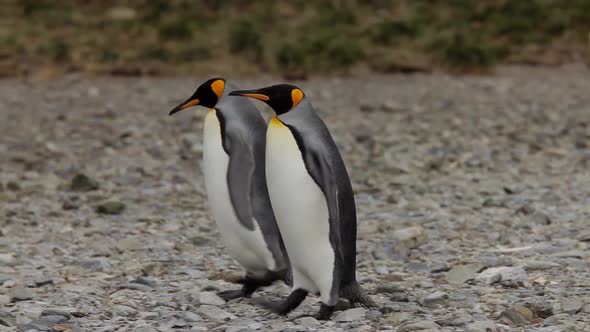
[229,84,304,115]
[169,78,226,116]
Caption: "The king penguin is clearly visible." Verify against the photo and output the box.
[169,78,290,300]
[229,84,377,319]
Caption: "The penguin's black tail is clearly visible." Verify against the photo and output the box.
[340,281,378,309]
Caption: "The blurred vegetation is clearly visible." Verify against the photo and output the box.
[1,0,589,78]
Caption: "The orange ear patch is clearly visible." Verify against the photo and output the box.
[291,88,304,108]
[211,80,225,98]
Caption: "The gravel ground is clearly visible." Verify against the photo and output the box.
[1,66,590,332]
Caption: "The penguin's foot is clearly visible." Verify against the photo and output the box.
[255,297,287,315]
[256,289,309,316]
[217,289,247,301]
[316,304,335,320]
[289,304,335,321]
[217,282,258,301]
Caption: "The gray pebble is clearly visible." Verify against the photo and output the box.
[420,291,449,308]
[0,311,16,327]
[134,326,158,332]
[9,285,33,302]
[196,305,236,322]
[199,291,226,306]
[335,308,366,322]
[294,316,320,328]
[96,201,126,214]
[445,264,484,284]
[475,266,528,285]
[399,320,440,331]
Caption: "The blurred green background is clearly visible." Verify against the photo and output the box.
[1,0,589,78]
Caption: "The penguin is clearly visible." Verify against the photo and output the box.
[169,78,290,300]
[229,84,377,319]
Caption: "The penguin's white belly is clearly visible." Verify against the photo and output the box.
[266,118,335,301]
[202,109,276,274]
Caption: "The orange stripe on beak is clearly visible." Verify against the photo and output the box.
[180,99,200,109]
[241,93,270,101]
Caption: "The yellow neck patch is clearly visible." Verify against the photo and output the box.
[291,88,304,109]
[270,116,283,127]
[211,80,225,98]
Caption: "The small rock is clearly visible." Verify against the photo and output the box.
[96,201,126,214]
[392,226,428,249]
[365,310,382,321]
[543,313,572,326]
[184,312,202,322]
[294,316,320,328]
[523,260,559,270]
[376,283,404,294]
[9,285,33,302]
[399,320,440,331]
[351,325,374,332]
[420,290,449,308]
[375,266,388,275]
[445,263,484,284]
[501,304,534,326]
[62,197,80,210]
[503,184,526,194]
[529,302,554,318]
[199,291,226,306]
[429,261,450,273]
[372,239,410,261]
[389,292,410,302]
[114,283,151,292]
[516,204,535,215]
[130,276,156,287]
[196,305,236,322]
[561,298,583,314]
[162,317,187,328]
[465,321,497,332]
[6,181,20,191]
[335,308,366,322]
[0,311,16,327]
[112,304,137,317]
[70,173,99,191]
[135,326,158,332]
[33,276,54,287]
[475,266,528,285]
[26,315,68,330]
[436,310,473,326]
[482,198,507,208]
[117,237,143,251]
[530,210,552,225]
[40,309,72,319]
[0,254,16,265]
[77,258,111,272]
[3,280,15,288]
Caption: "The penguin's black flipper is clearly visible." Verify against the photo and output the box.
[339,281,378,309]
